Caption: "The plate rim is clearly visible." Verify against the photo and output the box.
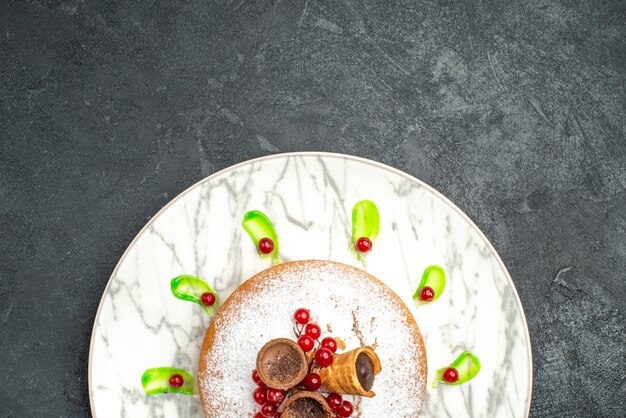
[88,151,533,417]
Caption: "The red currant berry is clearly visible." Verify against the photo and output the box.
[337,400,354,417]
[315,347,334,368]
[304,323,321,339]
[200,292,216,306]
[266,388,286,405]
[419,286,435,302]
[294,308,310,325]
[302,373,322,391]
[258,238,274,254]
[321,337,338,353]
[326,393,343,411]
[260,402,277,417]
[254,413,263,418]
[169,374,184,388]
[443,367,459,383]
[252,369,265,386]
[297,335,315,352]
[356,237,372,252]
[253,387,267,404]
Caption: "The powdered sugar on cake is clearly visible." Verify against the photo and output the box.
[199,261,427,417]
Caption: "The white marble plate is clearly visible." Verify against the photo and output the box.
[89,152,532,418]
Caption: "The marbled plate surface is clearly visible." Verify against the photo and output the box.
[89,153,532,417]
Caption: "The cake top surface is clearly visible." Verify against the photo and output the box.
[198,260,427,417]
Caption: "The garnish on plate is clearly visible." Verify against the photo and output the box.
[243,210,281,265]
[412,265,446,305]
[170,275,219,315]
[141,367,196,395]
[350,200,380,260]
[433,351,481,387]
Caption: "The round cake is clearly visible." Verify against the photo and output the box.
[198,260,427,417]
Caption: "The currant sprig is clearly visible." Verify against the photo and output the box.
[251,370,287,418]
[291,309,355,416]
[292,308,336,371]
[327,393,354,417]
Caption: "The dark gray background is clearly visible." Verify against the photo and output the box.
[1,0,624,417]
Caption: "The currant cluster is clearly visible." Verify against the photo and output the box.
[251,369,285,418]
[293,308,354,418]
[293,308,337,370]
[326,393,354,417]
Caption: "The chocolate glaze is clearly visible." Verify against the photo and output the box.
[356,352,375,391]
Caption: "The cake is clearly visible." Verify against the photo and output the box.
[198,260,427,417]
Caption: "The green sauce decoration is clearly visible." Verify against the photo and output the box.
[141,367,196,395]
[433,351,481,387]
[242,210,281,265]
[351,200,380,260]
[412,265,446,305]
[171,275,219,315]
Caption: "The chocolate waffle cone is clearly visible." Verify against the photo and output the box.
[316,346,381,397]
[256,338,308,390]
[281,391,332,418]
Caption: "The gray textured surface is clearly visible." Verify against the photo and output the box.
[0,0,624,417]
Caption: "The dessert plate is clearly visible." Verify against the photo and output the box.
[89,152,532,417]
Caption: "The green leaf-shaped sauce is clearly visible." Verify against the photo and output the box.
[433,351,481,387]
[412,265,446,305]
[171,275,219,315]
[141,367,196,395]
[242,210,281,265]
[351,200,380,260]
